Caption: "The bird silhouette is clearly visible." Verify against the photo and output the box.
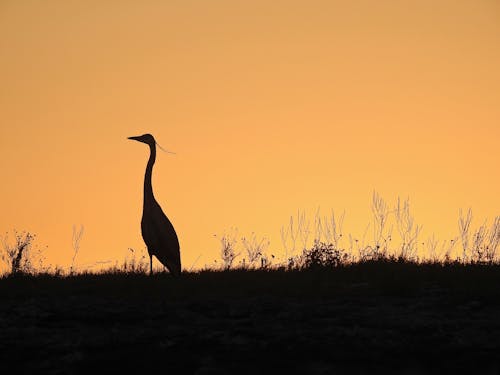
[128,134,181,276]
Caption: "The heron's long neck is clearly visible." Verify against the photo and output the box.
[144,144,156,206]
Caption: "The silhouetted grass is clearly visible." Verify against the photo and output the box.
[2,261,500,374]
[2,260,500,301]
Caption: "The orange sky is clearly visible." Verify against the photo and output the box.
[1,0,499,271]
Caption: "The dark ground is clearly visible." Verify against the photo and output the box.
[1,263,500,374]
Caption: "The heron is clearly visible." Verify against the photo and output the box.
[128,133,181,276]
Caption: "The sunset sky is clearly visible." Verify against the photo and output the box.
[1,0,499,271]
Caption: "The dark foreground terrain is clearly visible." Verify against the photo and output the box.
[1,262,500,374]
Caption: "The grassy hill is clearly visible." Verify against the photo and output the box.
[1,262,500,374]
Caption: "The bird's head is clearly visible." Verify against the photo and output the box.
[128,133,156,146]
[128,133,176,154]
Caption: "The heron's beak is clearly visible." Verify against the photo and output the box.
[128,136,142,142]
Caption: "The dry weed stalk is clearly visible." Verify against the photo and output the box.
[395,197,421,260]
[219,228,240,270]
[241,232,270,267]
[458,208,473,262]
[372,192,390,255]
[70,224,84,274]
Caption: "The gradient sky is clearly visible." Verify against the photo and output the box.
[1,0,499,271]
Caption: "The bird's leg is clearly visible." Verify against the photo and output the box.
[150,255,153,276]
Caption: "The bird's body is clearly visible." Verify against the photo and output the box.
[129,134,181,276]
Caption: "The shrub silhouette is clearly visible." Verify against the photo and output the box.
[303,240,349,269]
[1,231,38,274]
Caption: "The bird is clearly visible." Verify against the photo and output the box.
[128,133,181,276]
